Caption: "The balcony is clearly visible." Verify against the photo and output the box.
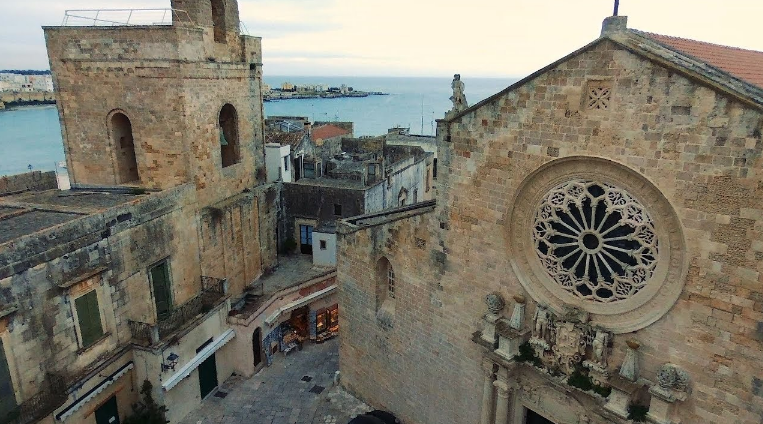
[2,374,67,424]
[128,277,228,346]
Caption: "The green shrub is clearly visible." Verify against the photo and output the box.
[567,370,611,398]
[567,370,593,391]
[123,380,168,424]
[627,404,649,422]
[513,341,542,367]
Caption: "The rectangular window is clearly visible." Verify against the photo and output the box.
[150,261,172,320]
[283,156,289,171]
[367,164,376,179]
[75,290,104,348]
[334,204,342,216]
[320,240,327,250]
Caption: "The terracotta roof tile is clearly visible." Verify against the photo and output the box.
[311,124,350,142]
[643,32,763,89]
[265,130,305,147]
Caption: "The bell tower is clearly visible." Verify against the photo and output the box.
[44,0,264,202]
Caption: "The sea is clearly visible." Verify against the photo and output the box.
[0,76,517,177]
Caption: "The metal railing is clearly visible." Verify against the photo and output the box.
[2,374,67,424]
[61,8,193,27]
[129,277,227,345]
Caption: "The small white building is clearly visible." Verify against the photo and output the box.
[312,229,337,267]
[265,143,293,183]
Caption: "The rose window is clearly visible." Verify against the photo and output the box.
[532,180,658,303]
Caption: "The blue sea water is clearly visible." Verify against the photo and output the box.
[0,76,516,177]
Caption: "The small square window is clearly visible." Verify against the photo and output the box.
[334,204,342,216]
[320,240,327,250]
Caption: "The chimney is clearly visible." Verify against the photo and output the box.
[601,15,628,37]
[303,121,312,137]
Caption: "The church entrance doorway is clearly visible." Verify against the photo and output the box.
[526,409,555,424]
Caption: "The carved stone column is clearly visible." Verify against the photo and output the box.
[493,379,511,424]
[480,360,496,424]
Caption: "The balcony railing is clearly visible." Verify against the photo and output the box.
[61,8,193,27]
[128,277,228,345]
[2,374,67,424]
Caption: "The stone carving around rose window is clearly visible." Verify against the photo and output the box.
[508,157,688,333]
[533,179,659,303]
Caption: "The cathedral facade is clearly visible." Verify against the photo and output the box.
[337,16,763,424]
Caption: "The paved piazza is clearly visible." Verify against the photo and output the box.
[179,338,372,424]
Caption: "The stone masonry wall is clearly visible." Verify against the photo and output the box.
[0,171,57,195]
[0,185,199,400]
[339,39,763,424]
[43,25,263,198]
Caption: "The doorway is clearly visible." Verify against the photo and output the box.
[299,224,313,254]
[197,339,218,399]
[0,339,18,419]
[253,327,262,367]
[526,408,555,424]
[95,395,120,424]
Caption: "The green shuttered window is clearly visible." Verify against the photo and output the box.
[150,261,172,320]
[75,290,104,348]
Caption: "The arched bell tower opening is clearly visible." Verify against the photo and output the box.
[110,112,139,183]
[210,0,226,43]
[219,104,240,168]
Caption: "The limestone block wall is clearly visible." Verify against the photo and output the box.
[43,26,263,193]
[0,186,200,401]
[338,211,458,424]
[0,171,57,194]
[198,184,279,296]
[339,38,763,424]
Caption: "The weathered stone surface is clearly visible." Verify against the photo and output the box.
[338,31,763,424]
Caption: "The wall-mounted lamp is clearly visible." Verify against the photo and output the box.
[162,352,179,372]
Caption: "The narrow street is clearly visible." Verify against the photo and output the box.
[179,338,371,424]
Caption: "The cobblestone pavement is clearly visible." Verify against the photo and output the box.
[179,338,371,424]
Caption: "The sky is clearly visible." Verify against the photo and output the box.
[1,0,762,78]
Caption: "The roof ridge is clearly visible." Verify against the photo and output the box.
[633,29,763,55]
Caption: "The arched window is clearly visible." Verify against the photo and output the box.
[376,257,396,304]
[219,104,240,168]
[110,112,139,183]
[375,257,396,329]
[398,188,408,207]
[210,0,226,43]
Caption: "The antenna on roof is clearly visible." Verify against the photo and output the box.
[613,0,620,16]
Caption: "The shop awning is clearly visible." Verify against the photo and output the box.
[56,361,134,421]
[162,329,235,391]
[264,284,336,326]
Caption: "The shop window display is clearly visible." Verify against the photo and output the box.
[316,304,339,343]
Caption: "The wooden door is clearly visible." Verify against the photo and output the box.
[95,395,120,424]
[253,327,262,367]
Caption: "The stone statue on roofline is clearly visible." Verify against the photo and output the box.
[449,74,468,115]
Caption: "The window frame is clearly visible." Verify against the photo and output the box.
[72,289,105,349]
[387,265,395,299]
[148,259,174,321]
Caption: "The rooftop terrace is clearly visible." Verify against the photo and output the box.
[0,187,150,246]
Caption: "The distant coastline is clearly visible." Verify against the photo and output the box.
[264,91,387,102]
[0,90,56,110]
[263,81,386,102]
